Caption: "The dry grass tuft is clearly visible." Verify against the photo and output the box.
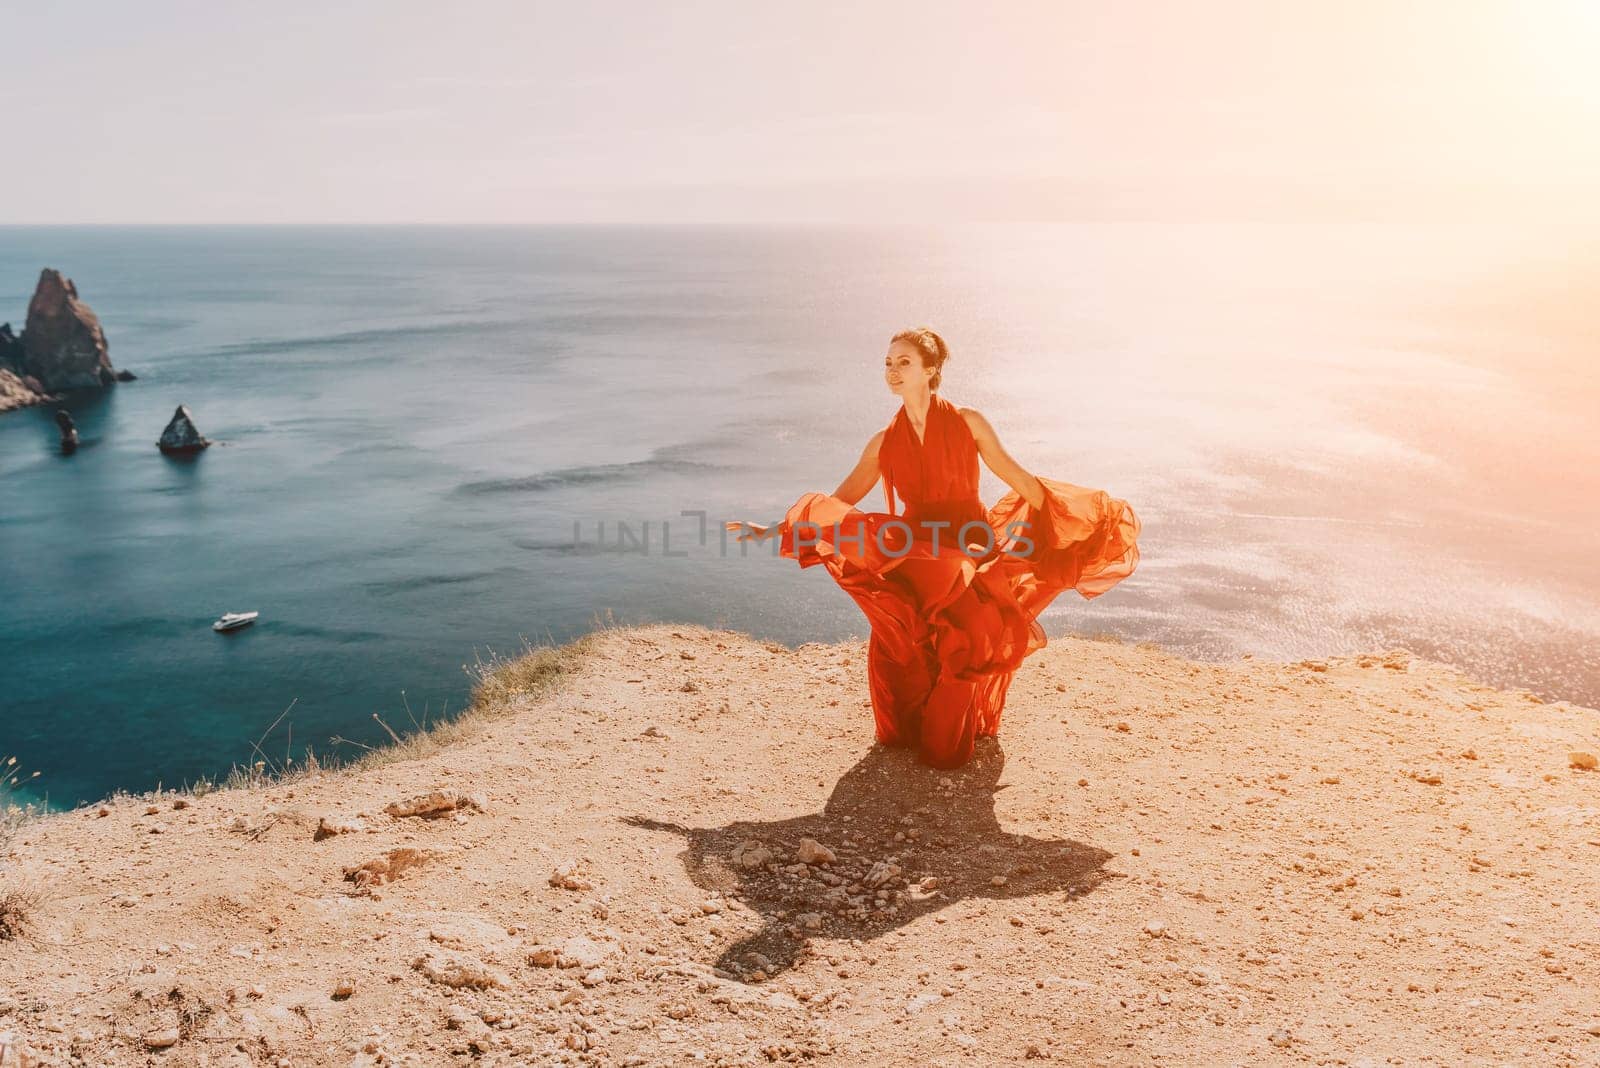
[340,630,602,769]
[465,635,600,713]
[209,623,608,788]
[0,785,31,940]
[2,754,43,854]
[0,879,46,941]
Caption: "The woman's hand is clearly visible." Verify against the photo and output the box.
[725,520,776,543]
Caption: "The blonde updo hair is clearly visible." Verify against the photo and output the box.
[891,326,950,391]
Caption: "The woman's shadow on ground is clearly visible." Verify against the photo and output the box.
[625,737,1114,982]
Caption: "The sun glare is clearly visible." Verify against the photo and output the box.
[1516,1,1600,107]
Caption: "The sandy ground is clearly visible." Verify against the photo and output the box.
[2,623,1598,1067]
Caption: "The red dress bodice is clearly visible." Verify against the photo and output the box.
[880,394,990,543]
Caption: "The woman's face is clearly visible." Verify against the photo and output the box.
[884,339,931,395]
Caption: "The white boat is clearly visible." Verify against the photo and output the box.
[213,611,259,632]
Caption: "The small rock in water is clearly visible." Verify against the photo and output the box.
[54,408,78,453]
[157,404,210,454]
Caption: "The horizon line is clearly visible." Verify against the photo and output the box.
[2,216,1585,227]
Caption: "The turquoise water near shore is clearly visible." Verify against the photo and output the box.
[3,224,1597,809]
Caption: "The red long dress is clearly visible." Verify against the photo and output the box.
[776,393,1141,769]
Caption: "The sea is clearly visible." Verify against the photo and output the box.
[2,223,1597,810]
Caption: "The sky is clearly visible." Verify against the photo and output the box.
[3,0,1599,223]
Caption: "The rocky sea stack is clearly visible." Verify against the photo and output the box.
[0,268,128,414]
[23,268,116,389]
[157,404,210,455]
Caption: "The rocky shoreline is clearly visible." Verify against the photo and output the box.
[1,624,1597,1066]
[0,269,129,415]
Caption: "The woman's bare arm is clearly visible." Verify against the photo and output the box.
[830,430,885,505]
[725,430,886,542]
[961,408,1046,510]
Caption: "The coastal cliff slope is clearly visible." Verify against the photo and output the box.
[1,624,1597,1066]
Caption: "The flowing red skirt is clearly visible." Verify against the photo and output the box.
[776,477,1140,768]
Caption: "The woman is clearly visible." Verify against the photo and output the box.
[728,327,1140,770]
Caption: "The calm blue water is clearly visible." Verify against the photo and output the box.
[3,224,1598,809]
